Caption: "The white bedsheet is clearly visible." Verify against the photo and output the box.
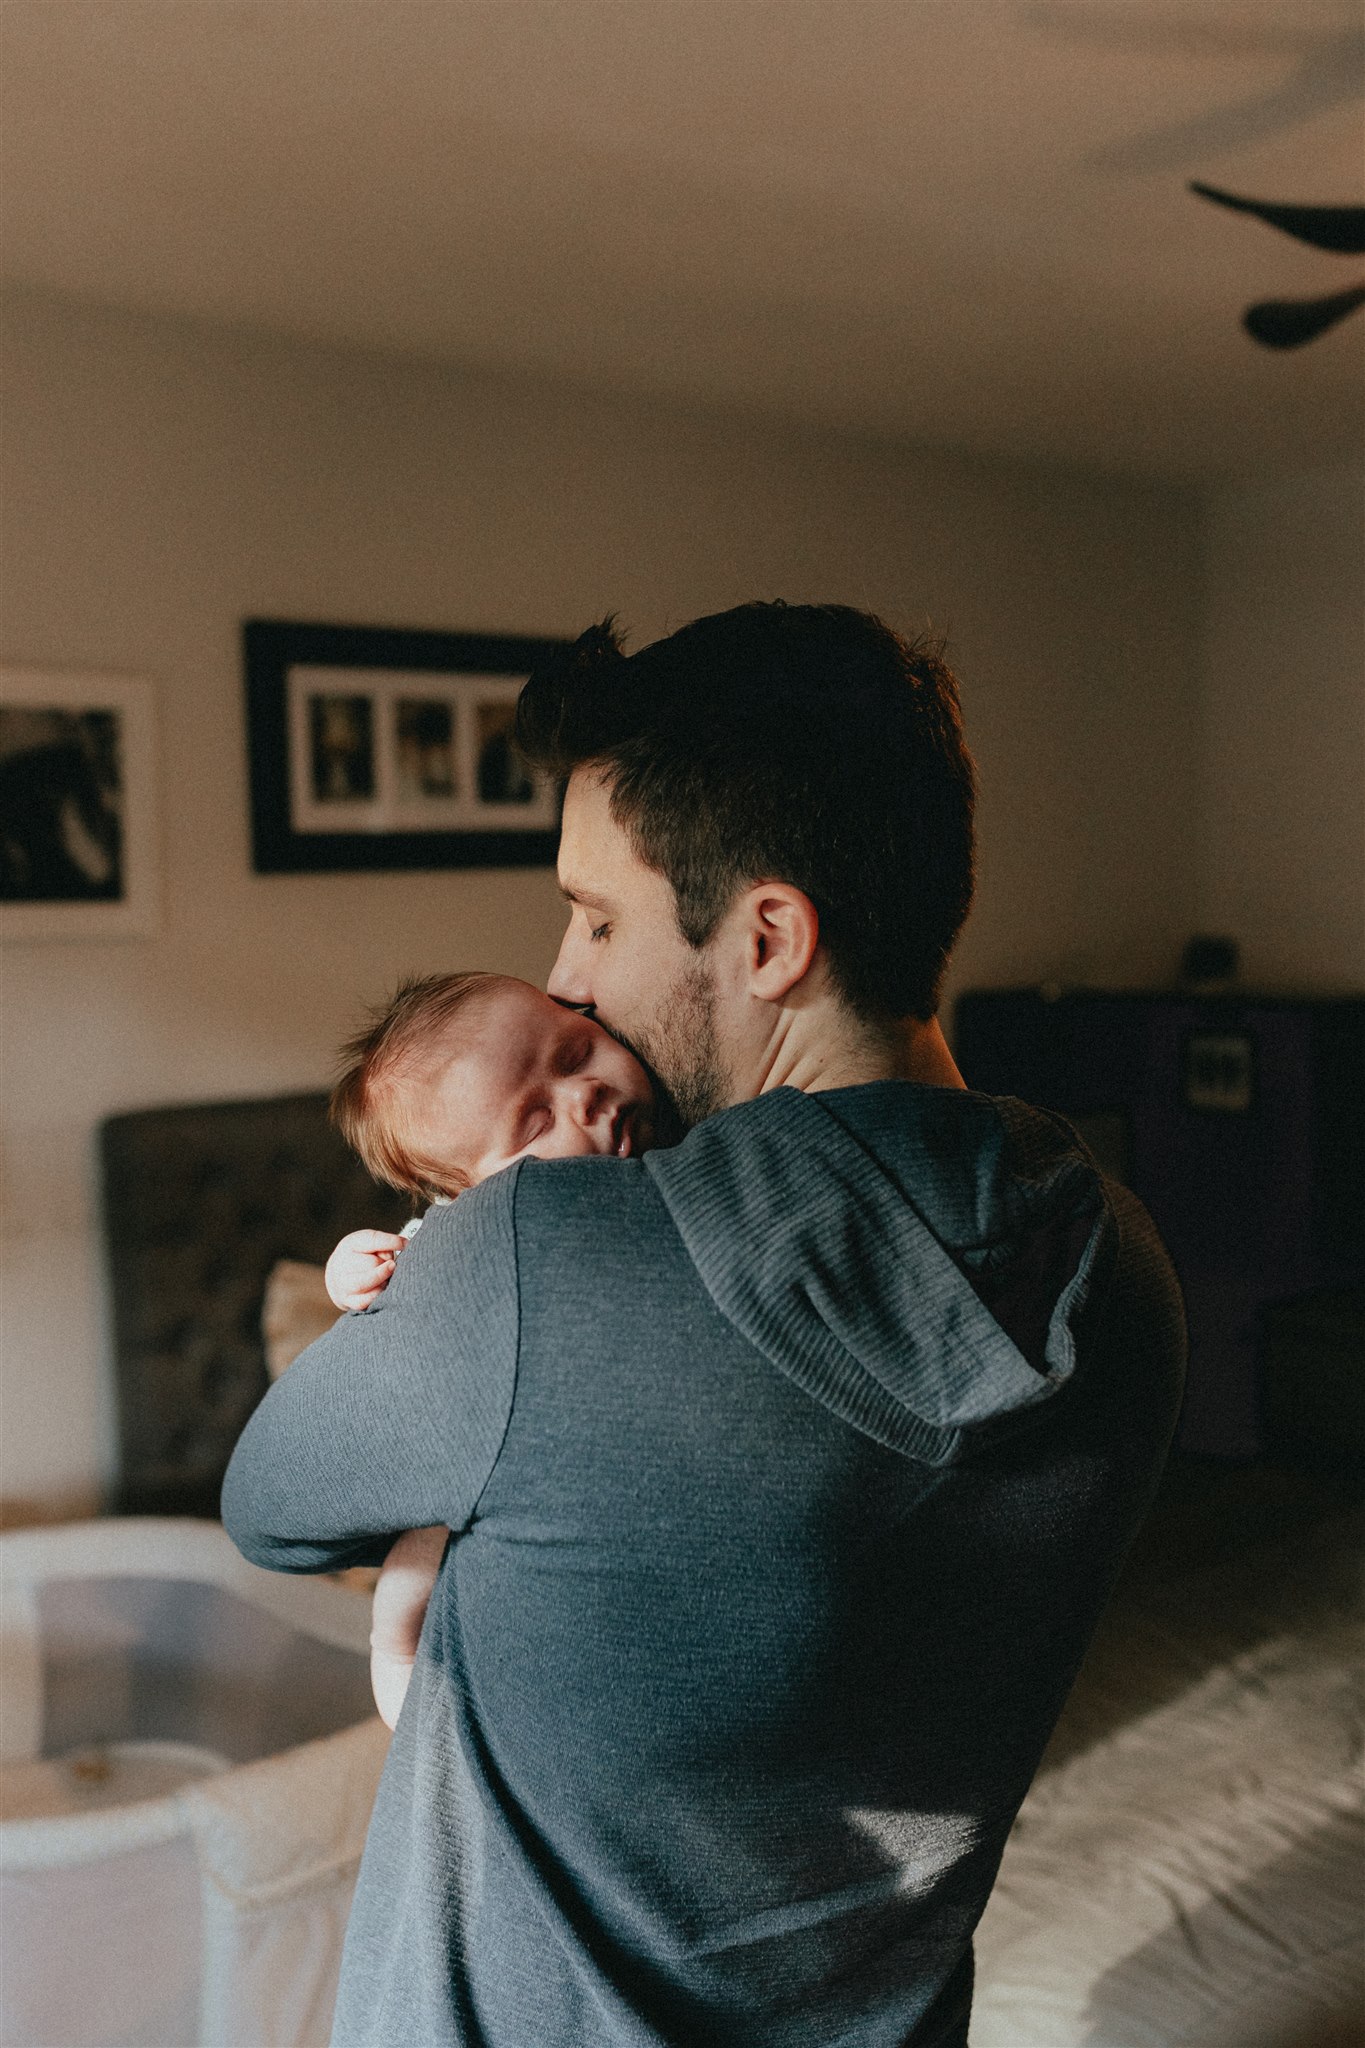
[973,1572,1364,2048]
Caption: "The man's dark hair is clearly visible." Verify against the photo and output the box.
[516,602,976,1022]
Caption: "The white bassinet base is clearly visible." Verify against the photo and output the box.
[0,1519,388,2048]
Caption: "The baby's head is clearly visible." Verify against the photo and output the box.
[332,971,657,1202]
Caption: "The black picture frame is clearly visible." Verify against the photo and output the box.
[1181,1028,1257,1116]
[243,619,569,873]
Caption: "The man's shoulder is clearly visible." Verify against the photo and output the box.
[500,1157,692,1296]
[409,1159,677,1277]
[512,1153,671,1224]
[395,1164,523,1278]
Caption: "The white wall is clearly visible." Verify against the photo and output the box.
[1198,466,1365,990]
[0,285,1203,1506]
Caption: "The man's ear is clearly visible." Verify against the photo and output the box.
[739,883,821,1002]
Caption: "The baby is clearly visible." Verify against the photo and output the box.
[321,970,660,1726]
[325,967,658,1308]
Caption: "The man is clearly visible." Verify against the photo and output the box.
[223,602,1185,2048]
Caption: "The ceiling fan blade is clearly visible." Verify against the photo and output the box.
[1242,283,1365,348]
[1190,182,1365,254]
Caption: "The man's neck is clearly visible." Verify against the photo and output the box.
[901,1015,967,1090]
[744,1009,966,1102]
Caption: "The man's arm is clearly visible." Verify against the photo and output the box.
[221,1174,519,1574]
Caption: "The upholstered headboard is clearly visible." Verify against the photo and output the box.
[100,1093,410,1515]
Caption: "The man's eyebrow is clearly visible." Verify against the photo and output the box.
[560,882,612,910]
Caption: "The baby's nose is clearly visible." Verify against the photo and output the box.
[567,1076,608,1123]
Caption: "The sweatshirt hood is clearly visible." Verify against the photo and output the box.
[644,1082,1113,1466]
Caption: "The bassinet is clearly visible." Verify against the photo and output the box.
[0,1518,388,2048]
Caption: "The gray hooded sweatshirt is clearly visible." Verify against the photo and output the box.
[222,1081,1185,2048]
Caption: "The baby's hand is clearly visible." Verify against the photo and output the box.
[325,1229,408,1312]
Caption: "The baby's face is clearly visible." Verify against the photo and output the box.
[418,980,657,1185]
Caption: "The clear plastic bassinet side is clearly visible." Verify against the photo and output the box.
[0,1518,387,2048]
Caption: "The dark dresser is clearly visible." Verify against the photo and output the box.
[953,988,1365,1458]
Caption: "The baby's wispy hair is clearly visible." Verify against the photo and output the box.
[331,970,512,1201]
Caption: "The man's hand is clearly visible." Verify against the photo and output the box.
[325,1228,408,1312]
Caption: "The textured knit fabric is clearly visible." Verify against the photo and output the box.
[222,1081,1186,2048]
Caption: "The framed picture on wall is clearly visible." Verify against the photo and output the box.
[0,667,160,940]
[243,619,570,873]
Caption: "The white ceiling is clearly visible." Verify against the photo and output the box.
[2,0,1362,477]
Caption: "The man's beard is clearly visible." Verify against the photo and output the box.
[630,958,728,1136]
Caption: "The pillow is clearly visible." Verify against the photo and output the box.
[261,1259,338,1379]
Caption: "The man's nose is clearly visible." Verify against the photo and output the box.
[547,922,591,1007]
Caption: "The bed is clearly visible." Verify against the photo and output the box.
[100,1091,408,1517]
[973,1492,1364,2047]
